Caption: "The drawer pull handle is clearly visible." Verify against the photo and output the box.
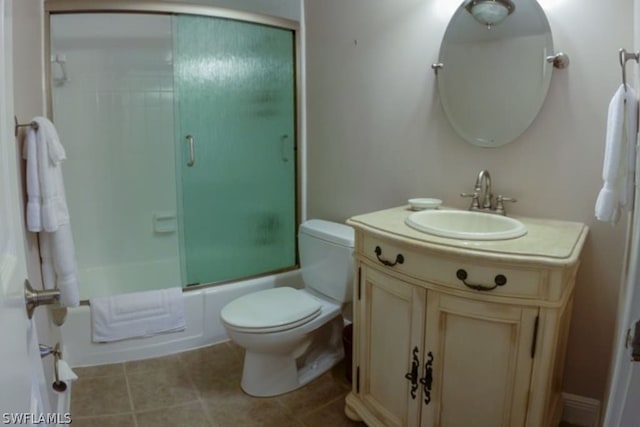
[375,246,404,267]
[404,346,420,399]
[456,269,507,291]
[419,351,434,406]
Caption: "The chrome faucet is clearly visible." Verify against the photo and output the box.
[460,169,516,215]
[476,170,493,210]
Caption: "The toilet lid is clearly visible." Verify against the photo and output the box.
[221,287,322,332]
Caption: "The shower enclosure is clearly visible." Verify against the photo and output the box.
[47,6,298,300]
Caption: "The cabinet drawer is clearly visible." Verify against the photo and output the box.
[361,234,545,299]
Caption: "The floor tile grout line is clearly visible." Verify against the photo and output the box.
[281,389,349,424]
[123,367,138,427]
[72,362,126,380]
[198,397,218,427]
[188,360,218,427]
[309,392,347,414]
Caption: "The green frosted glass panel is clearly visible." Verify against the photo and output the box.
[173,15,296,285]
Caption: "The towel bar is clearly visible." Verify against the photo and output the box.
[14,116,38,137]
[619,48,639,91]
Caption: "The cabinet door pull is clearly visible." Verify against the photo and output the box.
[455,269,507,291]
[375,246,404,267]
[404,346,420,399]
[419,351,434,405]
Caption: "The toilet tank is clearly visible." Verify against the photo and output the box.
[299,220,355,303]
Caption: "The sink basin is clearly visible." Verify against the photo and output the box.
[405,210,527,241]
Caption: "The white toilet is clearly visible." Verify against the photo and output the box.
[220,219,354,397]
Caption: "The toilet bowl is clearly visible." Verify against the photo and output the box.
[220,220,354,397]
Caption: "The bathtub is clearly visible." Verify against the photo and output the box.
[61,270,303,367]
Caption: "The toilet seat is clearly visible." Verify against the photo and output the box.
[221,287,322,333]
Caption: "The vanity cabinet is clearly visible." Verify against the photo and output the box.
[344,207,588,427]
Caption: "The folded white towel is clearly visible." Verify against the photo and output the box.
[90,288,186,342]
[22,117,70,231]
[596,85,639,223]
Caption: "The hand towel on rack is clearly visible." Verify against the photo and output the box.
[34,117,68,231]
[90,288,186,343]
[596,84,639,224]
[22,117,79,306]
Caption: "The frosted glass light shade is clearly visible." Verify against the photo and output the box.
[466,0,515,27]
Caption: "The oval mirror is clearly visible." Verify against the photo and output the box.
[435,0,554,147]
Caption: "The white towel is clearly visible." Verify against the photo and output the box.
[23,128,41,231]
[22,117,79,307]
[596,85,639,223]
[39,227,79,307]
[90,288,186,342]
[34,117,69,231]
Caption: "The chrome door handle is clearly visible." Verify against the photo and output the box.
[186,135,195,167]
[25,279,60,319]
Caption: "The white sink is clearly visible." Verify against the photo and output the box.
[405,210,527,241]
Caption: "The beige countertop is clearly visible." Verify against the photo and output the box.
[347,206,589,266]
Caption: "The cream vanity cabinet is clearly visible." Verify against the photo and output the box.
[344,207,588,427]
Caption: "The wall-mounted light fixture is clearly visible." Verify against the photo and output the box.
[465,0,515,29]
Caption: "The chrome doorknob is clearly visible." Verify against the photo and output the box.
[24,279,60,319]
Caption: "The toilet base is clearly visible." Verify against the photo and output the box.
[239,317,344,397]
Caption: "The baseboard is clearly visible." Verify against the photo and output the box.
[562,393,601,427]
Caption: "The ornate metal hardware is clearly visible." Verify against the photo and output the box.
[404,346,420,399]
[456,269,507,291]
[374,246,404,267]
[419,351,434,405]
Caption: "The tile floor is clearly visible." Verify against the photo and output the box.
[70,341,585,427]
[70,341,364,427]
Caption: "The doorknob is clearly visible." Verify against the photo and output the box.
[24,279,60,319]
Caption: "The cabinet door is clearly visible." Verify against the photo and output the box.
[421,293,538,427]
[357,265,427,427]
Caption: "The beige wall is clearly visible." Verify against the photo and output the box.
[305,0,632,401]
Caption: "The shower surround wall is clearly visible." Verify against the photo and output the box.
[51,14,181,300]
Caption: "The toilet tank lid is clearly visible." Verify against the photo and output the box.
[300,220,354,248]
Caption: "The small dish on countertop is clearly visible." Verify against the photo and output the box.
[408,198,443,211]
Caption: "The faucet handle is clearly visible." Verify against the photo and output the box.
[495,195,517,215]
[460,192,480,210]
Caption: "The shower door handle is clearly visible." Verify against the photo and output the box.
[185,135,195,167]
[281,134,289,162]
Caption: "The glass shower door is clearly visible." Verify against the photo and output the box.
[173,15,297,286]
